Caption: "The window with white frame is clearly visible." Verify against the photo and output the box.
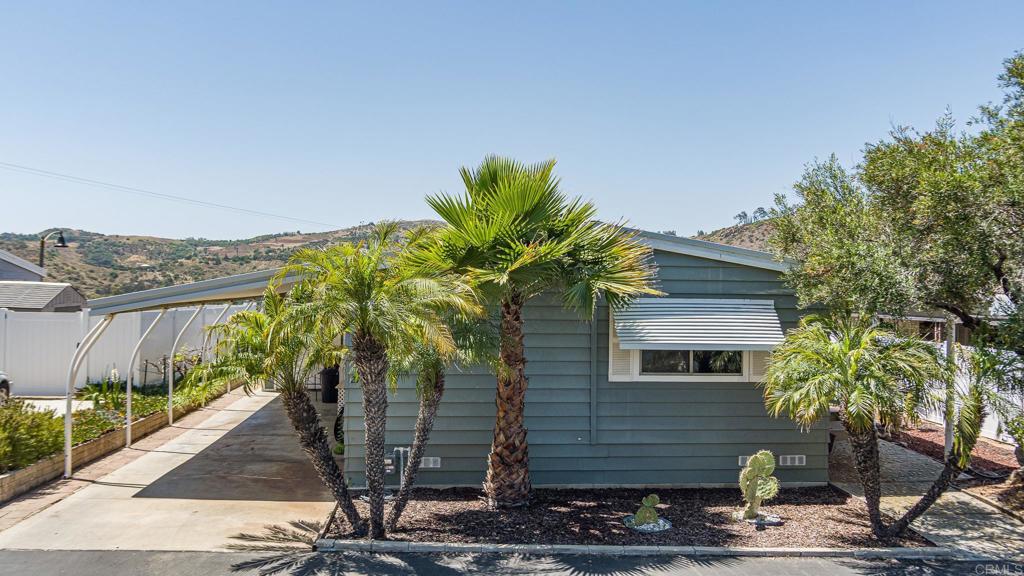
[607,298,782,383]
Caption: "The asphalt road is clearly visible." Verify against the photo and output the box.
[0,550,1009,576]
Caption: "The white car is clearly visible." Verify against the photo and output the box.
[0,370,9,402]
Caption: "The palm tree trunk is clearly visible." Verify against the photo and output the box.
[353,332,389,539]
[843,418,887,538]
[278,387,364,535]
[386,369,444,531]
[483,292,531,508]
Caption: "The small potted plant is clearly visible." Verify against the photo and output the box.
[623,493,671,532]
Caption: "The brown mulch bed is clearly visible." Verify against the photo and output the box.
[333,486,929,548]
[895,420,1024,515]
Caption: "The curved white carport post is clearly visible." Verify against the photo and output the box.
[201,304,234,362]
[224,302,255,392]
[167,305,205,425]
[64,314,116,478]
[125,308,168,447]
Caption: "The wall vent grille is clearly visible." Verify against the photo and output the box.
[779,455,806,467]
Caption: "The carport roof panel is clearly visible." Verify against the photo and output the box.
[86,268,290,315]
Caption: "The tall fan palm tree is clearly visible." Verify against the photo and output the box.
[282,223,478,539]
[187,286,364,533]
[762,313,986,539]
[409,156,661,508]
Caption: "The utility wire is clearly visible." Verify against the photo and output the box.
[0,160,342,230]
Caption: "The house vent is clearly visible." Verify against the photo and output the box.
[421,456,441,469]
[740,454,806,467]
[779,455,806,467]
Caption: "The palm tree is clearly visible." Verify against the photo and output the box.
[410,156,661,508]
[187,286,364,533]
[283,223,478,539]
[385,313,497,531]
[762,313,986,538]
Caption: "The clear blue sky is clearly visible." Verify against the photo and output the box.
[2,1,1022,239]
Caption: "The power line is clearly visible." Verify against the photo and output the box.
[0,161,342,230]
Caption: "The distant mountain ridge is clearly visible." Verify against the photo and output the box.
[0,221,437,298]
[693,219,774,252]
[0,218,773,299]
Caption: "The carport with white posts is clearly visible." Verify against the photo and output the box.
[62,268,292,478]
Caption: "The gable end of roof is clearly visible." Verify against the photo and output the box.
[0,248,46,277]
[637,230,790,272]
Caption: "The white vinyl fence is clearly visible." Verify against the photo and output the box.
[0,305,249,397]
[920,344,1024,444]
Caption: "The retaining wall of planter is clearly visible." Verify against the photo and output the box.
[0,403,195,504]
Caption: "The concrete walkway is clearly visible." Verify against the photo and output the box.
[830,437,1024,558]
[0,390,334,551]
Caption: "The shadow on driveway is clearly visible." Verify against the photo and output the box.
[135,396,332,502]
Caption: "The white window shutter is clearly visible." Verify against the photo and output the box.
[749,350,771,380]
[608,318,632,381]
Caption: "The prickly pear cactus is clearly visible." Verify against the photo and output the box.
[739,450,780,520]
[633,493,660,525]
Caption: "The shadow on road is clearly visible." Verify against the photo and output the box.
[226,520,991,576]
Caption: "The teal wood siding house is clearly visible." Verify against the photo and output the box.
[343,232,829,488]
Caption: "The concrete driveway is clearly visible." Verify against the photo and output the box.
[0,390,335,551]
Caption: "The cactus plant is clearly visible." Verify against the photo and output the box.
[632,493,660,525]
[738,450,780,521]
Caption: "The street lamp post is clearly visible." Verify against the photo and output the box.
[39,230,68,268]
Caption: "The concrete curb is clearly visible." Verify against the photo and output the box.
[315,539,987,560]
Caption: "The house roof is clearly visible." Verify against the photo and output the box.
[636,231,789,272]
[85,233,789,316]
[0,248,46,277]
[87,268,289,315]
[613,298,785,351]
[0,281,74,310]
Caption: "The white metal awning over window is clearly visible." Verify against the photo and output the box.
[612,298,785,351]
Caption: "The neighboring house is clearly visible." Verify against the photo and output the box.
[342,232,828,487]
[0,281,87,312]
[0,249,45,282]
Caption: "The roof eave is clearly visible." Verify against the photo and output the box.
[0,249,47,277]
[635,230,791,272]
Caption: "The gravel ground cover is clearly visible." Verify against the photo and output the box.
[331,486,929,548]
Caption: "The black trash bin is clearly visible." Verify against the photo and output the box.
[320,365,340,404]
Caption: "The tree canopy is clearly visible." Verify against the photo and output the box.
[772,52,1024,346]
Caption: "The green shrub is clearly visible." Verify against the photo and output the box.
[0,380,231,474]
[71,409,120,444]
[0,401,63,473]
